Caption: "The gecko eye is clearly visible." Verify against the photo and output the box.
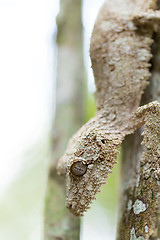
[70,161,87,176]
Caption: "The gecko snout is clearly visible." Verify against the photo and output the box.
[67,202,72,209]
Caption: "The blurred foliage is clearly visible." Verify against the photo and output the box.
[85,89,96,122]
[96,154,121,213]
[0,137,50,240]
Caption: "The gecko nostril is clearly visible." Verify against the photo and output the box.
[67,203,72,209]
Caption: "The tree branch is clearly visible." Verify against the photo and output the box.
[43,0,84,239]
[117,3,160,240]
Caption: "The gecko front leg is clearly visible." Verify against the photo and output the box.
[132,9,160,31]
[132,101,160,181]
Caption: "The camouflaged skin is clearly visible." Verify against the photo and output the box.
[57,0,160,216]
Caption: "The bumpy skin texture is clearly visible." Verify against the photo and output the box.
[57,0,160,217]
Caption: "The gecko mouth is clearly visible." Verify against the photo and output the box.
[66,201,83,216]
[66,156,116,216]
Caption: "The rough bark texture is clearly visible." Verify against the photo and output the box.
[117,2,160,240]
[44,0,84,239]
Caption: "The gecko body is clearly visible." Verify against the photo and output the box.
[57,0,160,216]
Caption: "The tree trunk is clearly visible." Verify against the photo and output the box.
[43,0,84,239]
[117,2,160,240]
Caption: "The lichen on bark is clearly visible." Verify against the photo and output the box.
[117,1,160,239]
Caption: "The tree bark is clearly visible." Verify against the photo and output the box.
[44,0,84,239]
[117,2,160,240]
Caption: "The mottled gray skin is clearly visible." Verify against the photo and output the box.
[57,0,160,216]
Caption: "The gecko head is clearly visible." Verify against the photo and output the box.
[58,128,119,216]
